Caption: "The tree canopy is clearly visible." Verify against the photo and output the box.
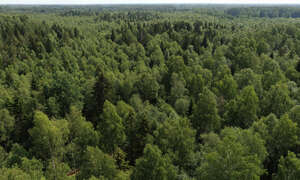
[0,4,300,179]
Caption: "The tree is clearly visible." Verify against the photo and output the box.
[0,109,15,145]
[8,74,34,144]
[20,157,44,180]
[28,111,69,160]
[261,57,285,90]
[66,107,100,168]
[187,74,205,99]
[191,87,221,135]
[257,40,270,55]
[122,29,137,45]
[98,100,126,154]
[227,37,259,72]
[174,98,190,116]
[262,69,285,90]
[234,68,263,97]
[286,66,300,85]
[116,101,139,164]
[79,146,118,180]
[0,146,7,168]
[197,128,267,180]
[251,114,299,177]
[0,167,31,180]
[67,106,99,148]
[167,55,186,75]
[84,71,113,123]
[289,105,300,125]
[225,86,259,128]
[253,113,298,156]
[214,74,238,100]
[45,158,75,180]
[261,83,295,117]
[46,71,83,117]
[271,114,298,157]
[5,143,29,168]
[0,85,14,110]
[149,45,164,67]
[137,73,160,103]
[131,144,177,180]
[169,73,188,106]
[275,151,300,180]
[153,117,196,172]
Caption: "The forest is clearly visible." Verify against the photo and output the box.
[0,4,300,180]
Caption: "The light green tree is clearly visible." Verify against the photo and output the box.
[20,157,44,180]
[275,151,300,180]
[131,144,177,180]
[29,111,69,160]
[197,127,267,180]
[192,87,221,135]
[79,146,118,180]
[98,100,126,154]
[154,117,196,171]
[261,83,295,117]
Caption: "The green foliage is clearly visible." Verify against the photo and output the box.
[214,74,238,100]
[289,105,300,125]
[0,109,15,143]
[253,114,299,156]
[262,83,295,117]
[65,106,100,169]
[45,158,75,180]
[45,71,83,117]
[197,128,267,180]
[98,100,126,154]
[154,117,196,171]
[275,151,300,180]
[0,5,299,180]
[29,111,69,160]
[79,146,118,180]
[67,106,99,148]
[20,157,44,180]
[0,167,31,180]
[86,72,114,122]
[251,113,299,176]
[137,73,160,103]
[234,68,263,97]
[0,146,7,168]
[271,114,299,156]
[191,87,221,135]
[5,143,29,168]
[131,144,177,180]
[225,86,259,128]
[257,40,270,55]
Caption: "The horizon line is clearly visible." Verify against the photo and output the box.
[1,3,300,5]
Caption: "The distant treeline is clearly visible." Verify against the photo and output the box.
[3,5,300,19]
[227,7,300,18]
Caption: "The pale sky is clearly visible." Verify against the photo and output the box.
[0,0,300,4]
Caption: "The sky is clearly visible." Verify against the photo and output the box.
[1,0,300,4]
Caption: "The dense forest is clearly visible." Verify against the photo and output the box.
[0,4,300,180]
